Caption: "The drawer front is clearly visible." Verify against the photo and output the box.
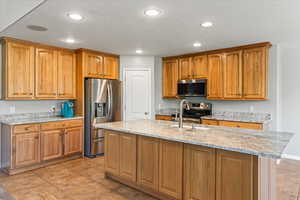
[219,121,263,130]
[155,115,172,121]
[14,124,39,134]
[65,119,83,127]
[202,119,219,126]
[41,121,66,130]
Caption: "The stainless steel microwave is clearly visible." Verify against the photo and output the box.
[177,79,207,97]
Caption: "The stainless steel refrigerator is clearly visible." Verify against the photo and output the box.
[84,78,122,157]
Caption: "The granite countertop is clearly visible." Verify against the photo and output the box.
[1,116,84,126]
[95,119,294,159]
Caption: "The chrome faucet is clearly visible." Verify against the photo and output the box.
[179,99,190,128]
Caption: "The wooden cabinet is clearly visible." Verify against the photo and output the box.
[159,140,183,199]
[223,51,242,99]
[243,47,268,99]
[13,132,40,168]
[179,58,192,80]
[207,54,223,99]
[85,52,104,77]
[3,41,35,99]
[105,130,120,176]
[216,150,256,200]
[104,56,119,79]
[35,47,58,98]
[119,134,137,182]
[64,127,83,155]
[41,130,64,161]
[137,136,160,191]
[219,121,263,130]
[162,59,179,98]
[155,115,172,121]
[192,55,208,79]
[202,119,219,126]
[57,50,76,99]
[184,144,216,200]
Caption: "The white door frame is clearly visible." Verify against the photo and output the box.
[123,67,152,121]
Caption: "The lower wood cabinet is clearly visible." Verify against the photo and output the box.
[155,115,172,121]
[137,136,160,191]
[159,140,183,199]
[104,131,258,200]
[13,132,40,168]
[184,144,216,200]
[41,129,64,161]
[1,119,83,175]
[216,150,256,200]
[202,119,263,130]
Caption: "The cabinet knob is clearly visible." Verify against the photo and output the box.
[34,136,39,140]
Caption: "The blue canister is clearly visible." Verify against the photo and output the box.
[61,101,74,118]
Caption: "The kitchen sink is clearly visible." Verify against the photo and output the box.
[170,124,210,130]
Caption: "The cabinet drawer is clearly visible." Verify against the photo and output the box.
[41,121,66,130]
[202,119,219,126]
[219,121,263,130]
[14,124,39,134]
[65,119,83,127]
[155,115,172,121]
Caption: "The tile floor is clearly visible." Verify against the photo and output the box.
[0,157,299,200]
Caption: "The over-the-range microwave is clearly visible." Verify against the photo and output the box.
[177,79,207,97]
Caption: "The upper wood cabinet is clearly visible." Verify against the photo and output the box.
[57,50,76,99]
[85,52,104,77]
[216,150,257,200]
[223,51,242,99]
[35,47,58,99]
[162,59,179,98]
[159,140,183,199]
[104,56,119,79]
[179,58,192,80]
[2,41,35,99]
[184,144,216,200]
[243,47,268,99]
[207,54,223,99]
[192,55,208,79]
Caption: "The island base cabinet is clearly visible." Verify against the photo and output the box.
[216,150,257,200]
[104,131,120,176]
[137,136,159,191]
[159,140,183,199]
[184,144,216,200]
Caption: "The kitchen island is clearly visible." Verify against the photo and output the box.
[95,120,294,200]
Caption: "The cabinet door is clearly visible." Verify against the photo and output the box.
[192,55,208,79]
[202,119,219,126]
[179,58,192,80]
[13,132,40,168]
[85,53,103,77]
[223,51,242,99]
[41,130,64,161]
[137,136,159,191]
[64,127,82,155]
[184,144,215,200]
[159,140,183,199]
[104,56,119,79]
[57,50,76,99]
[35,48,58,98]
[119,134,137,182]
[163,59,178,98]
[6,42,35,99]
[243,47,268,99]
[216,150,256,200]
[207,54,223,99]
[105,131,120,175]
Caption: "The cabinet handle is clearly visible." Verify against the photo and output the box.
[34,136,39,140]
[236,125,240,128]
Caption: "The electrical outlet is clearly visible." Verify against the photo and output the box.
[9,106,15,114]
[49,106,56,113]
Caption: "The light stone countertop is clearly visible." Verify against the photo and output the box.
[1,116,83,126]
[95,119,294,159]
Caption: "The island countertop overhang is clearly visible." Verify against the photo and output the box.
[95,119,294,159]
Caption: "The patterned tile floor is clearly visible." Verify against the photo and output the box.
[0,157,299,200]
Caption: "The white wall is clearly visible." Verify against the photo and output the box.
[120,56,156,119]
[155,46,280,130]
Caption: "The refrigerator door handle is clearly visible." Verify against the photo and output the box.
[107,82,113,121]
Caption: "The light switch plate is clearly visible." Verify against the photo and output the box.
[9,106,15,114]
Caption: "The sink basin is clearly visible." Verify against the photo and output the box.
[170,124,210,130]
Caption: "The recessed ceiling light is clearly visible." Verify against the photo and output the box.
[144,9,161,17]
[201,21,213,27]
[65,38,75,44]
[193,42,202,47]
[67,13,83,20]
[136,49,143,54]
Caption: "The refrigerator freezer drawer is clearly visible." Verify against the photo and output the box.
[93,129,104,139]
[91,137,104,155]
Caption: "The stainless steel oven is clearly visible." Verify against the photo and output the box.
[177,79,207,97]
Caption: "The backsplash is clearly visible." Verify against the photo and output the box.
[0,111,61,122]
[211,110,271,122]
